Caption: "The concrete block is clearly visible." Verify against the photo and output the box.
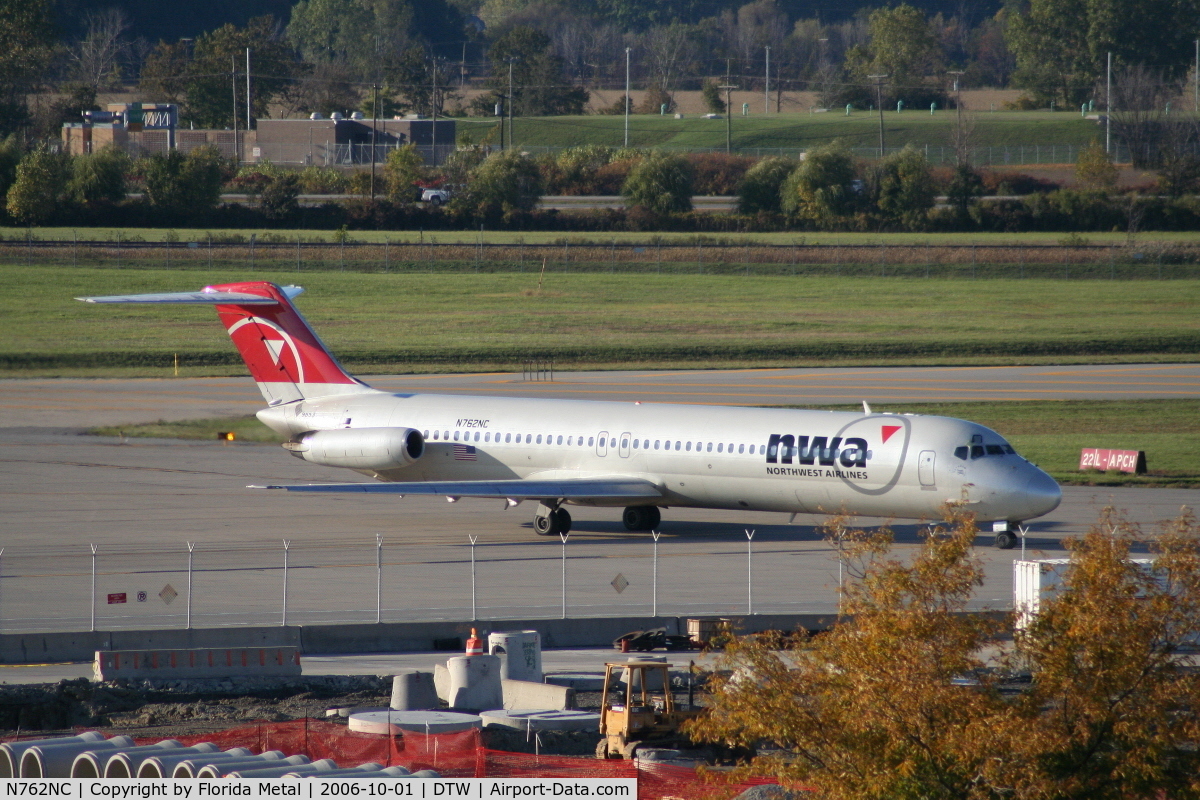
[391,670,439,710]
[93,647,301,680]
[447,655,502,711]
[348,710,482,735]
[543,672,606,692]
[433,663,450,701]
[501,678,574,711]
[479,709,598,732]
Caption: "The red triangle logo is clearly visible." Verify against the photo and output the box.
[881,425,902,443]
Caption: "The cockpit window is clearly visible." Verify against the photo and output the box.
[986,445,1005,455]
[971,445,985,459]
[954,446,968,460]
[1003,444,1016,454]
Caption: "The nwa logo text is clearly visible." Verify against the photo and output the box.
[765,434,870,468]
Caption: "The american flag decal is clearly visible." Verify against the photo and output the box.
[453,444,477,461]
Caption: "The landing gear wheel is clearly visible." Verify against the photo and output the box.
[554,508,572,534]
[534,513,559,536]
[995,531,1017,550]
[622,506,660,531]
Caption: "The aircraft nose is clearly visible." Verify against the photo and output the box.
[1023,468,1062,518]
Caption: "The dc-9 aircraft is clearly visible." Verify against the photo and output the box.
[79,281,1060,548]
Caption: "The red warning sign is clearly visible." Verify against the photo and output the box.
[107,593,127,605]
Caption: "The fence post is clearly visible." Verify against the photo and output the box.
[384,238,389,273]
[469,535,478,620]
[73,230,77,269]
[115,231,121,269]
[610,240,616,273]
[282,539,291,626]
[651,531,661,617]
[745,529,755,615]
[376,534,383,624]
[208,232,212,269]
[90,543,97,632]
[186,542,195,629]
[296,235,301,272]
[560,532,570,619]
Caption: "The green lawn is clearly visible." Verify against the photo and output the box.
[91,400,1200,488]
[4,265,1198,376]
[453,111,1105,153]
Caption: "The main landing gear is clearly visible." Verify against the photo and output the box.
[993,521,1020,550]
[622,506,661,531]
[533,503,572,536]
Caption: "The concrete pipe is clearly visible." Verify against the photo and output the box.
[194,754,302,779]
[72,740,183,778]
[391,671,439,711]
[21,736,134,778]
[106,742,218,778]
[290,766,428,779]
[138,745,248,778]
[283,763,383,778]
[447,654,503,711]
[0,732,107,778]
[227,759,337,778]
[488,631,543,682]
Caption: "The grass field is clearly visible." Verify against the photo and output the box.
[4,264,1198,376]
[90,400,1200,489]
[7,228,1200,246]
[452,111,1104,153]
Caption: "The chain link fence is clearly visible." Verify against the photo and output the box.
[5,238,1199,279]
[0,534,847,633]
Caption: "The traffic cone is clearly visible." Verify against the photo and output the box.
[466,628,483,656]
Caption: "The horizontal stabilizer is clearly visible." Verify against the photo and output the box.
[250,478,663,501]
[77,286,304,305]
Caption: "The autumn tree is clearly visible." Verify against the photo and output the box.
[691,510,1011,800]
[6,146,70,224]
[184,17,298,128]
[1075,140,1118,191]
[842,4,946,109]
[1006,509,1200,797]
[736,156,796,214]
[384,144,426,203]
[460,149,542,219]
[0,0,56,133]
[871,144,936,227]
[142,146,226,217]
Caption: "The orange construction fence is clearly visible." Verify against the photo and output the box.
[116,720,785,799]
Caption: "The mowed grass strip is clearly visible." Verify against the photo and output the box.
[4,264,1199,376]
[91,400,1200,488]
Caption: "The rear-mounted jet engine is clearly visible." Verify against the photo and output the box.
[283,428,425,471]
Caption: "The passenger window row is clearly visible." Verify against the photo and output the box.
[421,429,759,455]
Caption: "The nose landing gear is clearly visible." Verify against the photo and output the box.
[533,503,572,536]
[622,506,661,531]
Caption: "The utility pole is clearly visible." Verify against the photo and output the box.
[461,42,467,89]
[624,47,631,147]
[720,60,737,154]
[507,58,515,150]
[231,55,239,165]
[764,46,770,113]
[1195,39,1198,113]
[245,48,251,131]
[869,74,887,157]
[948,70,964,164]
[370,83,378,200]
[1105,51,1112,154]
[431,57,439,167]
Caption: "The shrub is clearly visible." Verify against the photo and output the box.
[1075,140,1119,191]
[6,146,70,224]
[702,79,726,114]
[872,144,937,226]
[687,152,754,195]
[142,146,226,215]
[463,150,543,218]
[781,140,859,223]
[737,156,797,213]
[384,145,425,203]
[297,165,346,194]
[260,173,301,220]
[622,151,694,214]
[68,147,129,208]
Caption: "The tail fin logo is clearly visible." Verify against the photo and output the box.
[227,316,307,384]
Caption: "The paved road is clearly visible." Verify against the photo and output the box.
[2,363,1197,428]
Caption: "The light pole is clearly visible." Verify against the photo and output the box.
[869,74,888,157]
[507,58,516,151]
[1105,51,1112,154]
[720,82,737,152]
[624,47,631,147]
[764,46,770,113]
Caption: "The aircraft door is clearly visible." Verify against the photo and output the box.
[596,431,609,457]
[618,432,631,458]
[918,450,936,489]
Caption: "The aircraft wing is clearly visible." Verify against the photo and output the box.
[250,478,663,501]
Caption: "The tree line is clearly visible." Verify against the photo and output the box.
[5,0,1200,144]
[6,136,1200,233]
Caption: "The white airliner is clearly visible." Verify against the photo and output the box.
[79,281,1061,548]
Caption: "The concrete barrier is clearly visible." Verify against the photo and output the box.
[501,679,574,711]
[0,614,836,665]
[93,646,302,680]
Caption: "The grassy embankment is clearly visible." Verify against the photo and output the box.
[91,400,1200,489]
[4,264,1198,377]
[456,111,1104,152]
